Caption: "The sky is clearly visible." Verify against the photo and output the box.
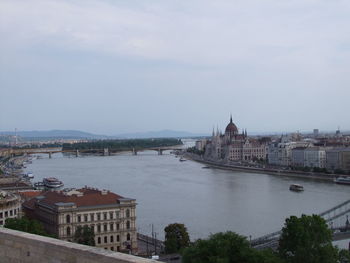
[1,0,350,135]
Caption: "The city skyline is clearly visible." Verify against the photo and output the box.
[1,0,350,134]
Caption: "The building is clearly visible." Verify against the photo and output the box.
[0,190,21,226]
[304,147,326,168]
[268,136,311,166]
[22,187,137,253]
[291,147,327,168]
[204,116,267,162]
[326,148,350,172]
[195,139,207,151]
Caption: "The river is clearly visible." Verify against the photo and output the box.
[24,148,350,246]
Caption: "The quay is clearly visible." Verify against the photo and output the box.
[185,153,339,182]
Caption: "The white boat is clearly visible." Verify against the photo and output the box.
[179,157,186,162]
[334,177,350,185]
[43,177,64,188]
[289,184,304,192]
[26,172,34,179]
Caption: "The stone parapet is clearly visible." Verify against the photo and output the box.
[0,227,160,263]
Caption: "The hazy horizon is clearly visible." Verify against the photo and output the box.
[1,0,349,134]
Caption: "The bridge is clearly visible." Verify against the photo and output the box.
[12,146,184,158]
[251,199,350,250]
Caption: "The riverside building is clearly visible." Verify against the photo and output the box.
[205,116,268,162]
[0,190,21,226]
[22,187,137,253]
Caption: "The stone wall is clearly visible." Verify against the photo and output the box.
[0,227,159,263]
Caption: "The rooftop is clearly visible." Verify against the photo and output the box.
[23,187,135,210]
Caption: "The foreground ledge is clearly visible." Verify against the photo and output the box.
[0,227,160,263]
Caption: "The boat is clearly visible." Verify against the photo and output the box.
[289,184,304,192]
[179,157,186,162]
[202,166,211,169]
[334,176,350,185]
[26,172,34,179]
[43,177,64,188]
[34,182,45,188]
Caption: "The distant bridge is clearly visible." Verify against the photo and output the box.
[251,199,350,250]
[12,146,184,158]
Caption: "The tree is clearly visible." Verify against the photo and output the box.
[73,225,95,246]
[182,231,282,263]
[278,214,338,263]
[338,249,350,263]
[5,217,51,237]
[164,223,190,253]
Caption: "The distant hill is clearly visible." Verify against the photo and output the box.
[0,129,208,140]
[0,130,107,139]
[115,130,208,139]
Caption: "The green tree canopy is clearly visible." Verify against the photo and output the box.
[182,231,282,263]
[74,225,95,246]
[278,214,338,263]
[164,223,190,253]
[5,217,51,237]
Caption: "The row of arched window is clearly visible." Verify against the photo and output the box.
[65,209,131,224]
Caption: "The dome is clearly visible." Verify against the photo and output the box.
[225,116,238,134]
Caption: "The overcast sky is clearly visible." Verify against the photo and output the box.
[1,0,349,135]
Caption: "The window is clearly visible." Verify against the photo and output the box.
[91,225,95,232]
[10,210,13,216]
[104,236,107,243]
[90,213,94,221]
[127,233,130,241]
[77,215,81,223]
[0,212,2,218]
[109,212,113,220]
[84,214,88,222]
[110,223,114,231]
[97,237,101,244]
[67,227,71,236]
[104,224,107,232]
[103,213,107,220]
[66,215,70,223]
[116,211,120,218]
[97,224,101,233]
[5,211,8,217]
[0,220,3,225]
[110,235,114,242]
[126,221,130,230]
[97,213,101,221]
[117,246,120,251]
[117,235,120,242]
[111,247,114,251]
[126,209,130,218]
[116,224,120,230]
[14,210,17,215]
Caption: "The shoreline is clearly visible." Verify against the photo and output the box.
[184,153,339,182]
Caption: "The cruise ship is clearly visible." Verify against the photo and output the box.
[43,177,64,188]
[334,176,350,185]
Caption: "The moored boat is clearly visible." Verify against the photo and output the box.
[334,176,350,185]
[289,184,304,192]
[43,177,64,188]
[26,172,34,179]
[179,157,186,162]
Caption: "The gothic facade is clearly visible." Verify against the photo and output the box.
[204,116,267,162]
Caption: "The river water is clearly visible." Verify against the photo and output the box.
[25,150,350,244]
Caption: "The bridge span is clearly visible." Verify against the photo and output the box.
[251,199,350,250]
[12,146,184,158]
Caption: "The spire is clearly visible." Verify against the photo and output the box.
[230,114,233,123]
[212,126,215,137]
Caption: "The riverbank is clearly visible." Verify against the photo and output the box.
[184,153,339,182]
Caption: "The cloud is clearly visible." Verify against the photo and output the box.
[1,0,350,67]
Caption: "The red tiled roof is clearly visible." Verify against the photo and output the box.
[23,188,126,209]
[19,191,43,199]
